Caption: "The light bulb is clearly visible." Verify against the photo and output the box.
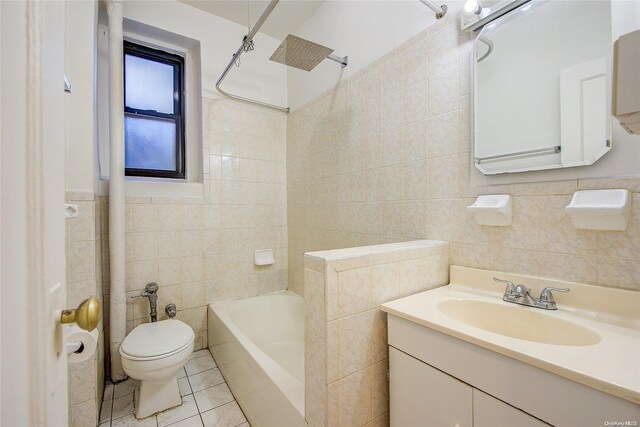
[464,0,483,15]
[464,0,477,13]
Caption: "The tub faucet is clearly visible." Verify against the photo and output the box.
[131,282,159,322]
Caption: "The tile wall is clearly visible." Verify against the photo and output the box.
[287,11,640,297]
[100,97,288,353]
[304,240,450,427]
[66,191,106,427]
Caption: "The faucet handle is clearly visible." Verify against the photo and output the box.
[539,287,570,304]
[514,284,531,296]
[493,277,516,293]
[131,292,149,299]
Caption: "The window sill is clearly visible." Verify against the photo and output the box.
[97,177,203,199]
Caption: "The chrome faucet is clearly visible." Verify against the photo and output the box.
[494,277,569,310]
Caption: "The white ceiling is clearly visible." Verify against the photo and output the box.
[178,0,325,40]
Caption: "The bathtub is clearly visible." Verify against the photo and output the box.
[208,291,307,427]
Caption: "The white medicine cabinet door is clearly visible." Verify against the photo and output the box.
[473,389,550,427]
[389,347,473,427]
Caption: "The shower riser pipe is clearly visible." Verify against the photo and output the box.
[107,0,127,381]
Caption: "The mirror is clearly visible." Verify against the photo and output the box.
[473,1,613,175]
[461,0,529,32]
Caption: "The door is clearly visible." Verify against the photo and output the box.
[1,1,68,426]
[389,347,473,427]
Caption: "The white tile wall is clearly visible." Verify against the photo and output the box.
[66,192,105,427]
[100,97,288,353]
[287,10,640,298]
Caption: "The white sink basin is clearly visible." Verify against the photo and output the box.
[381,266,640,404]
[437,299,601,346]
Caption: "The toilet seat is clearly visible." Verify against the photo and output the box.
[121,319,194,361]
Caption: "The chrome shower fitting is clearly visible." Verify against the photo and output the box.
[269,34,348,71]
[242,36,255,53]
[418,0,448,19]
[131,282,159,322]
[165,304,177,318]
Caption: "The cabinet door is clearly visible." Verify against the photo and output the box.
[474,389,550,427]
[390,347,473,427]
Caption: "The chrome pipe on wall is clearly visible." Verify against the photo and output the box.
[477,35,494,62]
[418,0,448,19]
[215,0,290,113]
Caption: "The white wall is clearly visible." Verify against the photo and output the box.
[287,0,454,110]
[611,0,640,38]
[64,0,288,194]
[65,1,98,193]
[123,0,287,106]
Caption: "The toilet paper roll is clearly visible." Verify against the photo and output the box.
[65,325,99,364]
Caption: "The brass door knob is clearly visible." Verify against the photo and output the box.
[60,296,101,331]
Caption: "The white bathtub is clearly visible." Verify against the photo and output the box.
[208,291,306,427]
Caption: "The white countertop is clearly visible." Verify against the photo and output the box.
[381,266,640,404]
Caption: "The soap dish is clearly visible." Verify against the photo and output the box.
[565,189,630,231]
[254,249,275,266]
[467,195,512,226]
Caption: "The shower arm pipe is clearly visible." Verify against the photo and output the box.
[215,0,291,113]
[418,0,448,19]
[326,54,348,68]
[477,35,494,62]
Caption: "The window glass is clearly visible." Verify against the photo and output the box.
[125,54,175,114]
[124,115,177,171]
[123,41,185,179]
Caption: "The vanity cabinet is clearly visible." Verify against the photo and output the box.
[387,314,640,426]
[473,389,547,427]
[390,347,472,427]
[390,347,547,427]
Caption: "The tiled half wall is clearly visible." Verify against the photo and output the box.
[304,240,449,426]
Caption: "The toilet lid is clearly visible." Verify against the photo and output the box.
[121,319,194,358]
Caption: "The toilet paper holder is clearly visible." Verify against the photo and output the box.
[60,296,101,331]
[67,340,85,354]
[65,324,99,363]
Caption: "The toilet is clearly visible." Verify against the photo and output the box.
[120,319,195,419]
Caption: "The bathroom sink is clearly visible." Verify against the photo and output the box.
[381,266,640,404]
[437,299,601,346]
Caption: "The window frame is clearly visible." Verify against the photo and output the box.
[123,40,186,179]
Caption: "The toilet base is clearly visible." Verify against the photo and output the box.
[134,377,182,419]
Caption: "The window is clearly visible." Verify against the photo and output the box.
[124,41,185,179]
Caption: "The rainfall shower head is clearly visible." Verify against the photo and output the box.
[269,34,348,72]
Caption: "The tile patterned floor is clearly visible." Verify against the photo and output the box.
[99,349,249,427]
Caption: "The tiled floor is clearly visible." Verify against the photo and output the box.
[99,349,249,427]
